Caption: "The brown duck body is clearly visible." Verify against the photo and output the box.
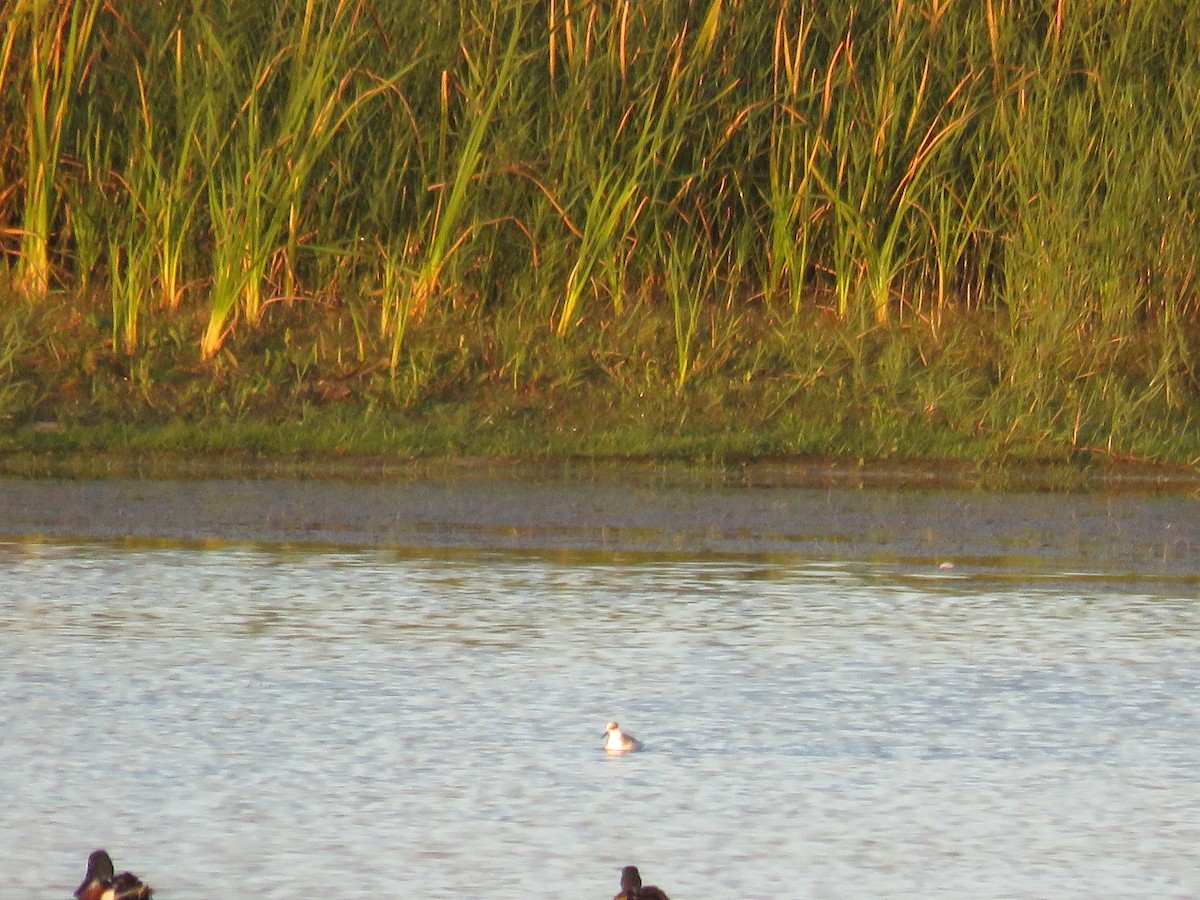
[75,849,154,900]
[613,864,671,900]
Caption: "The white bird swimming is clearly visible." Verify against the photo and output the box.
[604,721,643,753]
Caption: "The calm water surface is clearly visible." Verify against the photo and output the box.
[2,477,1199,897]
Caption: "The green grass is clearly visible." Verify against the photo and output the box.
[2,0,1200,471]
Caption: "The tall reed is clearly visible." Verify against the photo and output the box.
[809,7,983,325]
[402,3,525,333]
[765,4,822,315]
[198,0,406,358]
[7,0,103,297]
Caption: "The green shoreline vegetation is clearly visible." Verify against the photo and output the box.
[3,1,1200,473]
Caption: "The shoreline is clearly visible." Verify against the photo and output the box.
[3,458,1199,570]
[1,447,1198,494]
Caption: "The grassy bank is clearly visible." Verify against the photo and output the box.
[2,1,1200,469]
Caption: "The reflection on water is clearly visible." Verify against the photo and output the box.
[2,536,1199,898]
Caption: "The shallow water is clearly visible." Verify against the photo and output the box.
[2,477,1199,898]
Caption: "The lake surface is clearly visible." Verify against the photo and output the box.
[2,474,1199,897]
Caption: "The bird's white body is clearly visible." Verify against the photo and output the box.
[604,721,643,753]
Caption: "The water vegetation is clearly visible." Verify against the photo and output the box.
[2,0,1200,470]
